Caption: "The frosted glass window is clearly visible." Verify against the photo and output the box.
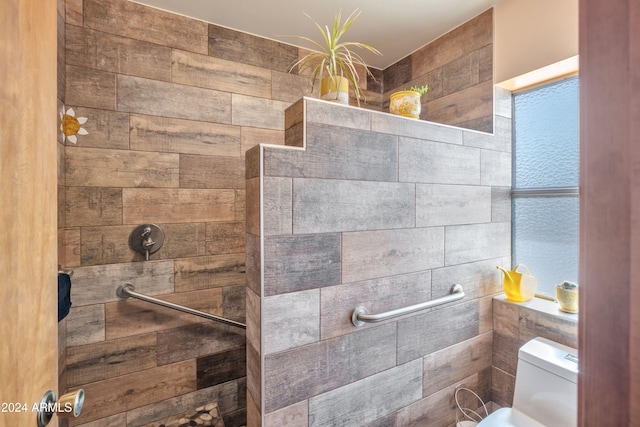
[512,76,579,297]
[513,197,579,296]
[514,77,579,188]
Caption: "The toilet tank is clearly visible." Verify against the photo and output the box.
[513,337,578,427]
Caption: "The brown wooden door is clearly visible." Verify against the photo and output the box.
[0,1,60,426]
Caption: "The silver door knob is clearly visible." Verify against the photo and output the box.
[36,389,84,427]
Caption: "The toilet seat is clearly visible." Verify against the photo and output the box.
[476,407,546,427]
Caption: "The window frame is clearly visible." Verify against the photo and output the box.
[510,76,580,298]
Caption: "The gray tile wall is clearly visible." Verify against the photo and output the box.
[248,88,513,427]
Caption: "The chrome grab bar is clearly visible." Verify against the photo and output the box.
[351,284,465,326]
[116,283,246,330]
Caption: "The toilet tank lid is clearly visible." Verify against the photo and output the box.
[519,337,578,383]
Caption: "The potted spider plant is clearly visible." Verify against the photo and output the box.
[390,84,428,119]
[288,9,381,106]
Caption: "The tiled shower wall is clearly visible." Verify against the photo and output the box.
[57,0,325,425]
[383,9,494,133]
[57,0,497,425]
[246,90,512,427]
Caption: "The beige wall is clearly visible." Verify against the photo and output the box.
[494,0,578,85]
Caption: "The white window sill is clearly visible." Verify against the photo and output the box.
[493,293,579,324]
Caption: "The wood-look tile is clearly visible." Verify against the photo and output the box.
[241,127,284,155]
[208,24,298,73]
[126,382,239,427]
[67,333,156,387]
[519,306,578,349]
[397,300,479,364]
[246,336,261,413]
[66,65,116,110]
[399,137,480,184]
[293,178,415,234]
[66,24,171,81]
[235,189,246,222]
[83,0,208,54]
[246,235,261,297]
[117,75,232,124]
[431,258,504,301]
[272,70,313,103]
[307,359,422,427]
[265,400,308,427]
[416,184,491,227]
[62,227,81,268]
[232,94,289,130]
[122,188,235,224]
[444,222,511,266]
[320,270,432,339]
[206,221,246,255]
[491,366,515,408]
[246,177,260,236]
[66,107,129,149]
[481,149,512,186]
[66,304,105,348]
[263,123,398,182]
[174,253,245,292]
[370,112,463,145]
[172,49,271,98]
[73,413,126,427]
[364,413,396,427]
[493,298,520,339]
[156,322,245,365]
[491,186,512,223]
[263,177,293,236]
[197,347,246,389]
[130,114,241,157]
[264,289,320,355]
[495,86,512,119]
[383,55,412,92]
[223,284,246,323]
[65,147,179,188]
[427,80,493,127]
[245,145,261,180]
[479,295,493,334]
[397,373,479,427]
[342,227,444,284]
[263,233,341,296]
[180,154,245,189]
[247,390,262,427]
[71,260,174,306]
[449,115,498,135]
[492,331,520,376]
[422,332,493,396]
[264,323,397,413]
[104,288,223,340]
[285,122,304,148]
[68,360,196,426]
[462,115,510,152]
[65,0,83,26]
[478,44,493,83]
[80,223,205,266]
[305,99,371,130]
[441,50,480,97]
[65,187,122,227]
[411,9,492,77]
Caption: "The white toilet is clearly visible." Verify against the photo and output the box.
[478,337,578,427]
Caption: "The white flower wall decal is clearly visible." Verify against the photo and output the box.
[60,107,88,144]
